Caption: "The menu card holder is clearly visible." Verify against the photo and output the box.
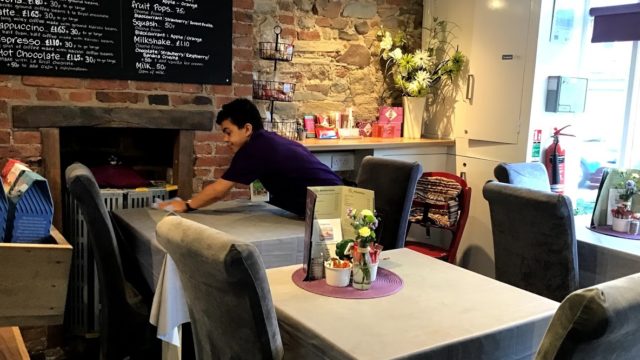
[302,186,374,281]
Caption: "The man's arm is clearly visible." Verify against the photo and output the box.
[159,178,235,212]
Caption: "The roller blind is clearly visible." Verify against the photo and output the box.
[590,3,640,42]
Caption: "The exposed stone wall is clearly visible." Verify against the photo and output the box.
[252,0,423,121]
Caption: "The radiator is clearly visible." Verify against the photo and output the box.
[64,188,167,336]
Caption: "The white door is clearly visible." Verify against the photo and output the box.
[430,0,532,144]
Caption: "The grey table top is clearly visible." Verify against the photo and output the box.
[575,215,640,287]
[268,249,558,360]
[112,200,305,288]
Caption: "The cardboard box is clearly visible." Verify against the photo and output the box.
[372,123,397,138]
[378,106,403,137]
[356,121,374,137]
[0,227,72,326]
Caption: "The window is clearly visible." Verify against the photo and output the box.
[571,0,639,214]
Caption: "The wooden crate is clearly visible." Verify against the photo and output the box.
[0,228,72,326]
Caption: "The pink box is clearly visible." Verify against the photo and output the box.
[356,121,373,137]
[378,106,403,137]
[372,124,396,138]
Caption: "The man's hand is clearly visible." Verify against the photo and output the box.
[157,198,188,213]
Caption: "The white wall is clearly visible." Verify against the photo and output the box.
[426,0,587,276]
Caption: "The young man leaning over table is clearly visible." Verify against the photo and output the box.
[159,98,342,217]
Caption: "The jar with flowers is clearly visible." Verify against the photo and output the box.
[377,18,465,139]
[614,170,640,210]
[610,170,640,232]
[345,208,381,290]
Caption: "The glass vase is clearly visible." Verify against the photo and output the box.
[352,244,372,290]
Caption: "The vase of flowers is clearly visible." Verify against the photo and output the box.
[378,18,465,139]
[346,208,380,290]
[614,170,639,210]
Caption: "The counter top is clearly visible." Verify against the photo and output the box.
[300,137,454,151]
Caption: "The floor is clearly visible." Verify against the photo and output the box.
[27,335,99,360]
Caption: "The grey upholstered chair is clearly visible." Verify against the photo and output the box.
[535,272,640,359]
[356,156,422,250]
[156,215,284,360]
[483,181,579,302]
[494,162,551,192]
[65,162,159,359]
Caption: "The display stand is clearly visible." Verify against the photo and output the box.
[253,25,297,140]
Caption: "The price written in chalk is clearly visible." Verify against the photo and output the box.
[0,0,230,84]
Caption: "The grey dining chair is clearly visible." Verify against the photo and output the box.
[65,162,159,359]
[535,272,640,359]
[356,156,422,250]
[483,181,579,302]
[494,161,551,192]
[156,215,284,359]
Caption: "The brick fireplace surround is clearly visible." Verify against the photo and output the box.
[13,105,214,229]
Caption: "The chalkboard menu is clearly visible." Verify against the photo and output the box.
[0,0,231,84]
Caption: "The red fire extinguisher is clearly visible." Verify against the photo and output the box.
[544,125,574,194]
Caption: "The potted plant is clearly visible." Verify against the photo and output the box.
[377,18,465,139]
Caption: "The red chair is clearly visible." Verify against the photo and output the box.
[404,172,471,264]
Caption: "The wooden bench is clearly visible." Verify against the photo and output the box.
[0,327,29,360]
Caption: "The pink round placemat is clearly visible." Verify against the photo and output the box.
[291,267,403,299]
[591,225,640,240]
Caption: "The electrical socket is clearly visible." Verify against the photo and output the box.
[330,153,354,171]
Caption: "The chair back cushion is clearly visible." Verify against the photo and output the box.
[483,181,578,302]
[494,162,551,192]
[156,216,283,360]
[356,156,422,250]
[536,273,640,359]
[417,176,462,227]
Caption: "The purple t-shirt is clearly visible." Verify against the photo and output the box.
[222,130,342,216]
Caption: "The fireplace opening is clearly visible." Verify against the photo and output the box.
[60,127,177,186]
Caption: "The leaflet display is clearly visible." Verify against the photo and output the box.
[0,0,231,84]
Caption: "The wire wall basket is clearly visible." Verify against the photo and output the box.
[259,41,294,62]
[253,80,296,102]
[263,120,298,141]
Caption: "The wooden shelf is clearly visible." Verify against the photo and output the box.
[300,137,454,151]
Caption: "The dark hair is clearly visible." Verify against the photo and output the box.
[215,98,263,131]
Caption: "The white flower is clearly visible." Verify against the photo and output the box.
[406,80,422,97]
[378,20,465,98]
[413,50,432,68]
[414,70,430,86]
[389,48,403,61]
[380,32,393,51]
